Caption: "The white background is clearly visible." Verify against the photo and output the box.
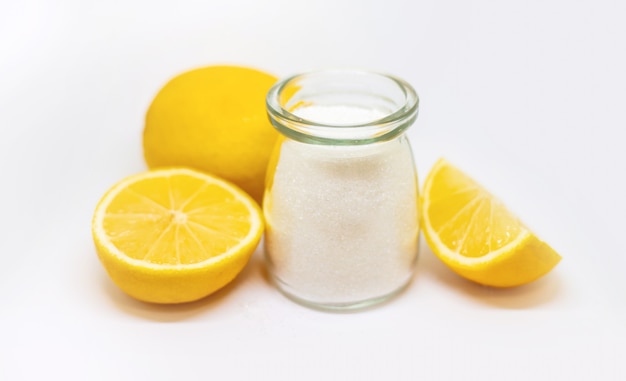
[1,0,625,379]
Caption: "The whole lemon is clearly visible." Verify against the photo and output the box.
[143,65,278,203]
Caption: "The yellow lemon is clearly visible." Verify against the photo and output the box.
[143,65,278,204]
[420,158,561,287]
[92,168,263,304]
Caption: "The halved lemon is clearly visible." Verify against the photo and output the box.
[92,168,263,303]
[420,158,561,287]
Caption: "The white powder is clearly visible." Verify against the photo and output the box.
[264,105,420,307]
[294,104,388,125]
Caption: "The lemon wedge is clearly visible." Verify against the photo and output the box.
[420,158,561,287]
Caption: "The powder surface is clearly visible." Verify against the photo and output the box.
[293,104,388,125]
[265,105,420,305]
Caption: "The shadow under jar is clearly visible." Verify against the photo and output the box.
[264,69,420,311]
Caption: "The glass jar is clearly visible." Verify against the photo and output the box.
[264,69,420,311]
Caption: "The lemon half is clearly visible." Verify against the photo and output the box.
[92,168,263,303]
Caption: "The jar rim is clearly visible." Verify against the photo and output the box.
[266,69,419,145]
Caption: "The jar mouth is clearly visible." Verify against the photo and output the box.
[266,69,419,145]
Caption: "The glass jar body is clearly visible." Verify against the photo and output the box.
[264,69,420,310]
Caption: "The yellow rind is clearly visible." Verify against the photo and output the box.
[422,222,561,287]
[93,230,259,303]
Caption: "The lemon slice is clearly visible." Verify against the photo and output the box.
[420,158,561,287]
[92,168,263,303]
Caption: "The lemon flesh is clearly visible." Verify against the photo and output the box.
[420,158,561,287]
[143,65,278,204]
[92,168,263,303]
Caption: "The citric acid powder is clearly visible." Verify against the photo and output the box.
[264,104,420,307]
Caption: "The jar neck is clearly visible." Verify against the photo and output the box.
[266,69,419,145]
